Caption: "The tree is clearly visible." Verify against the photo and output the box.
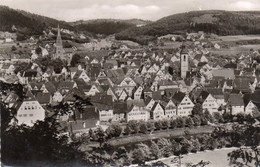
[161,119,170,129]
[127,120,140,134]
[192,103,203,116]
[146,121,155,132]
[204,110,214,123]
[228,147,260,167]
[70,54,81,67]
[35,47,42,55]
[150,140,162,159]
[106,123,122,138]
[170,119,177,129]
[2,117,85,166]
[179,137,192,154]
[185,117,194,127]
[88,128,96,140]
[200,115,208,126]
[190,137,201,153]
[213,112,224,123]
[96,126,106,147]
[51,58,64,73]
[154,120,163,130]
[157,138,172,157]
[124,125,132,135]
[176,117,185,128]
[139,121,148,134]
[136,143,151,160]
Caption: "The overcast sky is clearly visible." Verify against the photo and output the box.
[1,0,260,21]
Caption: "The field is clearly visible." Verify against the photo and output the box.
[107,125,214,147]
[217,35,260,42]
[209,44,260,56]
[147,148,238,167]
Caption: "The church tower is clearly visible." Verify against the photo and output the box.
[180,45,189,79]
[55,25,65,59]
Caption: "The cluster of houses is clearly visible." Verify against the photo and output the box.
[1,27,260,133]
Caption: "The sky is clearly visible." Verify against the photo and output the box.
[1,0,260,21]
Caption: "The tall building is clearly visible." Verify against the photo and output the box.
[180,46,189,78]
[16,90,45,126]
[55,25,65,59]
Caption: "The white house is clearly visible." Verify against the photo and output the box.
[173,92,194,117]
[150,102,165,121]
[200,92,219,114]
[164,99,177,118]
[16,91,45,126]
[99,110,114,122]
[52,91,63,103]
[126,104,150,122]
[228,94,244,115]
[245,101,257,115]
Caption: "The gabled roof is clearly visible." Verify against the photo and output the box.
[151,102,164,112]
[36,92,51,104]
[172,91,186,103]
[113,102,127,114]
[228,94,244,106]
[152,91,162,101]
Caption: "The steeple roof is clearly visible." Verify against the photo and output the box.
[56,24,63,47]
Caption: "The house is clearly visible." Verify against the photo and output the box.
[113,102,127,122]
[126,101,150,122]
[143,87,153,100]
[211,69,235,79]
[207,88,226,107]
[164,99,177,118]
[227,94,244,115]
[68,105,100,134]
[244,100,257,115]
[85,84,102,96]
[52,90,63,103]
[99,109,113,122]
[118,89,128,101]
[199,91,219,114]
[150,102,165,121]
[16,91,45,126]
[172,91,194,117]
[133,85,143,100]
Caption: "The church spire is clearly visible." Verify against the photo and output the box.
[56,24,63,48]
[55,24,65,60]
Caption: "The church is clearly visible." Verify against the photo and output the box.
[53,25,72,64]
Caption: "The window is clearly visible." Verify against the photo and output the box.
[23,114,27,117]
[18,114,22,117]
[183,55,186,61]
[29,114,33,117]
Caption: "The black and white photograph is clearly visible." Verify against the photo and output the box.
[0,0,260,166]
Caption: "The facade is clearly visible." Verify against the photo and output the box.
[126,105,150,122]
[164,99,177,118]
[16,91,45,126]
[201,92,219,114]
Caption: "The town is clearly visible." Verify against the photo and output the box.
[1,5,260,167]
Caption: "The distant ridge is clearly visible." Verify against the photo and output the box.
[1,6,260,42]
[115,10,260,44]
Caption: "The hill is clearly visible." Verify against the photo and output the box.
[71,19,151,35]
[115,10,260,45]
[0,6,72,36]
